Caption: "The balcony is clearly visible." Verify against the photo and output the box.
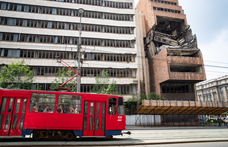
[169,72,206,81]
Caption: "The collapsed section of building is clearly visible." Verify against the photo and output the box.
[136,0,206,101]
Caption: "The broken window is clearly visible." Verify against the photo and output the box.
[144,15,199,58]
[167,49,200,57]
[170,64,203,73]
[161,83,194,93]
[151,0,177,6]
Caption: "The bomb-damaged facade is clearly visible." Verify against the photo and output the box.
[136,0,206,101]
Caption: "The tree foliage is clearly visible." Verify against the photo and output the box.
[128,92,165,105]
[0,60,34,89]
[90,71,119,95]
[50,67,77,92]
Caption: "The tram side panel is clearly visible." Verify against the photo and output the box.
[105,96,126,137]
[23,92,84,137]
[0,89,30,136]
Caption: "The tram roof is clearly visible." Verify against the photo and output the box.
[0,89,122,97]
[136,100,228,115]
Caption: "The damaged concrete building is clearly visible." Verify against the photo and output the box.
[136,0,206,101]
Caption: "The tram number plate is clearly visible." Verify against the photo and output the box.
[117,116,122,121]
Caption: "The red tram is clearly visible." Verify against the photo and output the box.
[0,89,126,140]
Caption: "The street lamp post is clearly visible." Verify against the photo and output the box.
[77,8,84,93]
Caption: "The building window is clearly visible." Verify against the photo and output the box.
[1,3,7,10]
[0,2,133,21]
[16,5,22,11]
[47,22,52,28]
[52,8,57,14]
[7,49,20,57]
[0,32,133,48]
[24,6,29,12]
[0,33,3,40]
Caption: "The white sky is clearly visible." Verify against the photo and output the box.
[134,0,228,81]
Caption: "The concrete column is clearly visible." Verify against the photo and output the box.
[135,10,150,97]
[223,86,227,102]
[216,85,221,102]
[211,92,214,101]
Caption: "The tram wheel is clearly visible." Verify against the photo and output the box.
[65,131,74,140]
[107,135,113,139]
[33,132,42,141]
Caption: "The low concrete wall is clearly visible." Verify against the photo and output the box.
[126,115,161,125]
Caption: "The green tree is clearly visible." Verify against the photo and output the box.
[90,71,119,95]
[125,94,139,114]
[50,67,77,92]
[0,60,34,89]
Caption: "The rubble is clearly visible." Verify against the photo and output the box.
[144,16,198,58]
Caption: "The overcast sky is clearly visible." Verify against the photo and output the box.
[134,0,228,81]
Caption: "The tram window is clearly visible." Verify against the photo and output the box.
[102,117,105,131]
[0,114,3,129]
[30,93,56,113]
[5,114,10,130]
[118,97,125,115]
[83,117,87,130]
[22,99,27,113]
[19,114,24,130]
[97,102,100,116]
[84,101,88,115]
[96,117,99,131]
[102,102,106,116]
[108,97,116,115]
[8,98,13,112]
[58,94,82,114]
[15,99,21,113]
[1,98,7,112]
[89,117,93,131]
[90,102,94,115]
[12,114,18,130]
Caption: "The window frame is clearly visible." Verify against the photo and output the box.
[108,97,117,115]
[57,94,82,114]
[29,93,56,113]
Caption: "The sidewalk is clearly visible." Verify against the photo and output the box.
[126,125,228,130]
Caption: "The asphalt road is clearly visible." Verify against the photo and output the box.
[111,142,228,147]
[1,126,228,146]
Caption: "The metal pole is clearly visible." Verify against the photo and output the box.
[77,14,82,92]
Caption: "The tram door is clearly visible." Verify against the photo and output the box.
[83,101,106,136]
[0,97,27,136]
